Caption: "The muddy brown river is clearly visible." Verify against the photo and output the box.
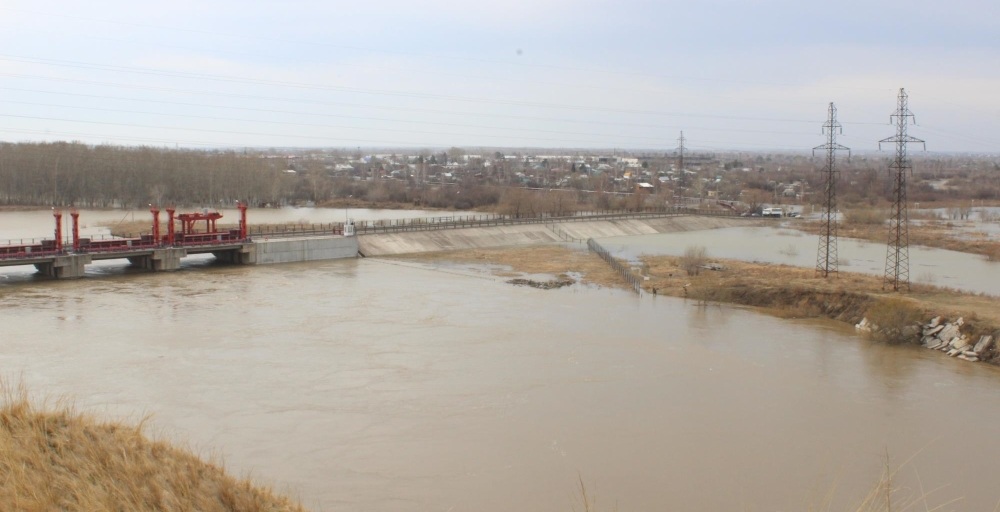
[2,211,1000,511]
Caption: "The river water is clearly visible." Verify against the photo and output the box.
[2,210,1000,511]
[600,225,1000,296]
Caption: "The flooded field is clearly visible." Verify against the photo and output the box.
[600,225,1000,295]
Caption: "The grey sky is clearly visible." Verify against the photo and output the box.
[1,0,997,152]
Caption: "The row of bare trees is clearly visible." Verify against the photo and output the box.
[0,142,293,208]
[495,186,660,218]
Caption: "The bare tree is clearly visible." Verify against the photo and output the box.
[681,245,708,276]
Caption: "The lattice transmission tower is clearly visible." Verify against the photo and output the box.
[813,102,850,277]
[675,131,686,205]
[879,88,925,292]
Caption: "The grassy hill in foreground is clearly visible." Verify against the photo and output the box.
[0,389,305,512]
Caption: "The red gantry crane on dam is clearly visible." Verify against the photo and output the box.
[0,202,252,277]
[74,202,248,251]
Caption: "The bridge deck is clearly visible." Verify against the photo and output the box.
[0,242,250,267]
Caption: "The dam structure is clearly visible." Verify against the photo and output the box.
[1,206,747,279]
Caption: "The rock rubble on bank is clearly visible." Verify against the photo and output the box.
[856,315,996,363]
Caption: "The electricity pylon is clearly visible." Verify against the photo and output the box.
[675,131,686,205]
[879,88,925,292]
[814,102,850,277]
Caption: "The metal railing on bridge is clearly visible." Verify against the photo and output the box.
[0,232,250,261]
[249,223,344,239]
[338,206,737,236]
[0,238,62,261]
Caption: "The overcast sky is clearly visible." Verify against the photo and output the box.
[1,0,998,152]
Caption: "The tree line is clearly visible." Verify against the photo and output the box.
[0,142,293,208]
[0,141,644,213]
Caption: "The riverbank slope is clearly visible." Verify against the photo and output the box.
[0,389,305,512]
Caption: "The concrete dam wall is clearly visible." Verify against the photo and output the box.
[358,215,751,256]
[254,236,359,264]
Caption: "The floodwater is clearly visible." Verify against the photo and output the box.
[2,214,1000,511]
[600,225,1000,295]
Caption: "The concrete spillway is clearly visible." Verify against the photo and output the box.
[357,215,750,256]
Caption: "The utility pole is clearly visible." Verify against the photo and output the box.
[879,88,925,292]
[814,103,850,277]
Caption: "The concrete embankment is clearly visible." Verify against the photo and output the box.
[358,215,750,256]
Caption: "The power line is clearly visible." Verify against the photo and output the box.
[0,99,671,143]
[3,27,846,109]
[0,113,675,147]
[917,126,997,148]
[0,127,236,148]
[3,9,996,153]
[0,56,893,124]
[0,80,848,138]
[1,74,892,149]
[0,6,895,93]
[0,54,802,118]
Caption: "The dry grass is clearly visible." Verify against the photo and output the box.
[642,254,881,319]
[573,476,620,512]
[836,448,968,512]
[843,209,887,226]
[985,246,1000,262]
[575,453,963,512]
[0,384,305,512]
[793,218,1000,260]
[641,254,1000,330]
